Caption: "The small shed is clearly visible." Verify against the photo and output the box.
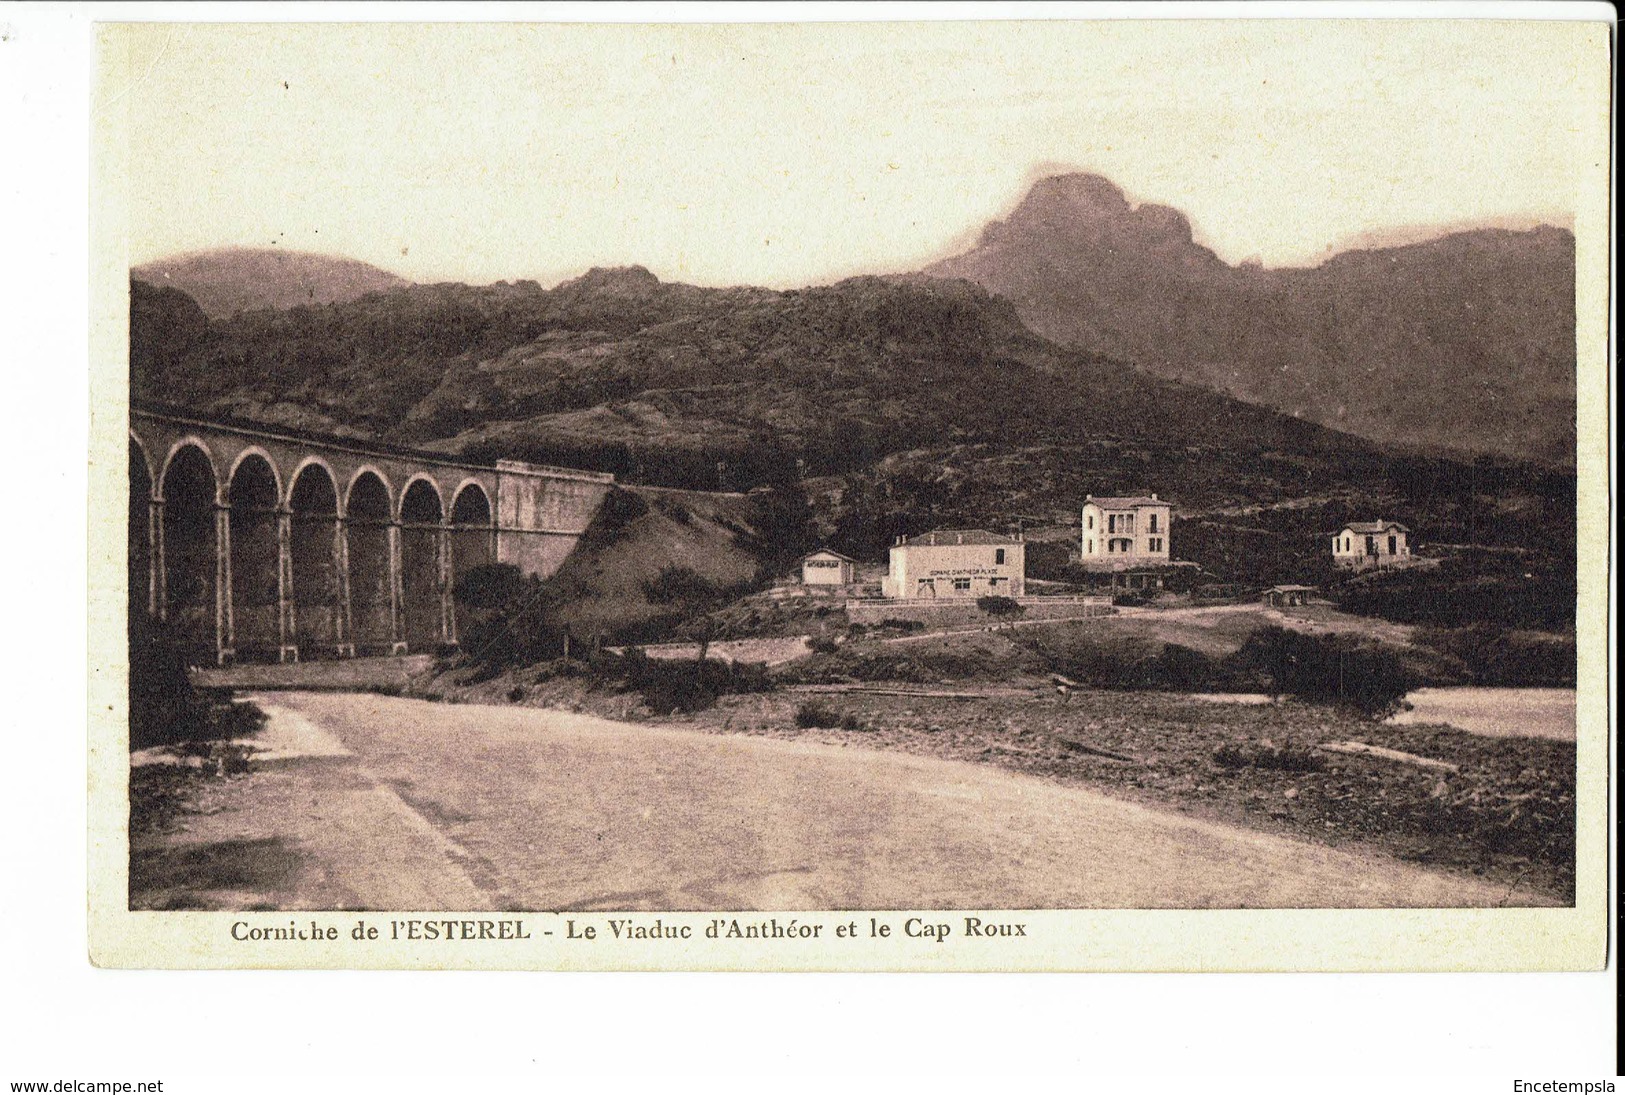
[1261,584,1316,608]
[800,549,856,586]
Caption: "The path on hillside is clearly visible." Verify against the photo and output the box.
[130,691,1533,912]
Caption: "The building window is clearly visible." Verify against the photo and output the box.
[1086,539,1095,554]
[1149,537,1162,552]
[1366,535,1377,556]
[994,548,1005,565]
[1086,516,1094,530]
[1149,514,1159,533]
[952,577,971,592]
[1388,535,1397,555]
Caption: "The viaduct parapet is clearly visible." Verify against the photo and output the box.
[128,403,614,664]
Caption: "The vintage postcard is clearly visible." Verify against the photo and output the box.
[87,14,1612,971]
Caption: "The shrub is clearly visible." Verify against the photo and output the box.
[1412,624,1576,687]
[1213,740,1326,772]
[794,702,842,729]
[453,565,564,673]
[789,696,868,730]
[589,650,772,715]
[641,565,724,606]
[977,595,1025,617]
[878,618,926,633]
[127,616,266,750]
[808,636,839,655]
[1229,626,1417,717]
[1153,644,1220,690]
[451,563,529,610]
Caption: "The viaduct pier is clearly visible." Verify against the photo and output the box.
[128,403,614,665]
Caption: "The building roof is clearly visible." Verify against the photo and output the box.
[1337,520,1410,534]
[1266,585,1318,593]
[1084,495,1167,509]
[801,548,856,563]
[901,528,1019,547]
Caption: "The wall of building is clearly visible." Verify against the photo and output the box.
[801,555,853,585]
[848,596,1108,626]
[1081,503,1172,569]
[1332,527,1411,569]
[882,541,1025,599]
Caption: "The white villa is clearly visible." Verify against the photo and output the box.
[1081,494,1172,570]
[1331,521,1412,570]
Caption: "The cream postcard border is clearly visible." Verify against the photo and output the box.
[86,16,1613,972]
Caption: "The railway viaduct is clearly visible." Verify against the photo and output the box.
[129,403,615,665]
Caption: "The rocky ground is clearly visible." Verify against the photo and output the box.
[437,661,1575,905]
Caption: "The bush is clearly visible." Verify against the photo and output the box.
[588,649,773,715]
[451,563,530,610]
[452,562,579,677]
[794,701,841,728]
[129,615,209,750]
[977,595,1025,617]
[126,616,266,750]
[1412,624,1576,687]
[1228,626,1417,717]
[808,636,839,655]
[1154,644,1221,690]
[878,618,926,633]
[641,565,724,607]
[1213,740,1326,772]
[793,701,866,731]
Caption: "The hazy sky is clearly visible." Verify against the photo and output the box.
[109,18,1601,288]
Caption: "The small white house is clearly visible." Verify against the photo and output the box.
[800,548,856,586]
[881,529,1025,600]
[1331,521,1412,570]
[1081,494,1173,570]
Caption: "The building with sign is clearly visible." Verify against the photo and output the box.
[800,548,857,586]
[881,529,1025,599]
[1081,493,1173,570]
[1331,520,1412,570]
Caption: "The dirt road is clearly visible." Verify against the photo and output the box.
[131,691,1535,911]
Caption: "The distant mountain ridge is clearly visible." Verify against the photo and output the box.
[131,247,411,318]
[129,266,1382,491]
[925,173,1576,466]
[129,264,1575,583]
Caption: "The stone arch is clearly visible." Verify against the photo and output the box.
[449,480,496,640]
[160,442,218,653]
[159,437,219,504]
[129,437,154,619]
[346,465,395,513]
[288,461,343,655]
[228,452,282,657]
[398,473,444,524]
[129,431,155,493]
[399,476,445,650]
[346,470,394,651]
[287,455,343,516]
[227,445,284,505]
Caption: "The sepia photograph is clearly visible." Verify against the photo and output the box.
[84,13,1610,971]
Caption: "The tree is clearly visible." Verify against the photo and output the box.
[641,565,729,662]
